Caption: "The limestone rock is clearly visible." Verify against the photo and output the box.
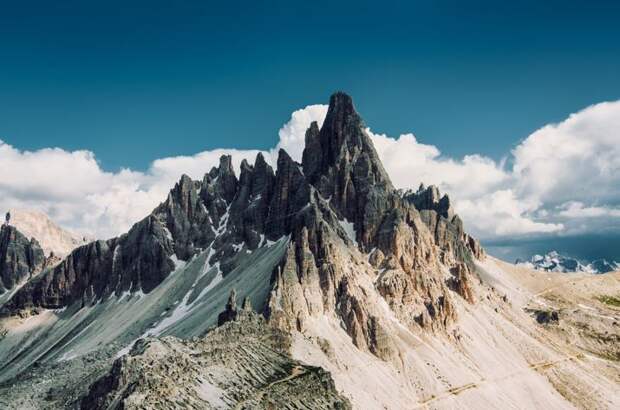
[217,288,238,325]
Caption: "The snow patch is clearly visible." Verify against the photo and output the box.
[196,378,227,408]
[216,205,231,235]
[169,254,186,272]
[265,236,284,248]
[162,226,173,241]
[141,250,223,340]
[57,350,77,362]
[250,193,262,204]
[338,218,358,247]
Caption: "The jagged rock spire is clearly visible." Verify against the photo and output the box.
[406,184,453,219]
[226,288,237,310]
[265,149,311,238]
[302,91,392,189]
[301,91,394,248]
[217,288,238,325]
[0,224,45,293]
[242,296,252,311]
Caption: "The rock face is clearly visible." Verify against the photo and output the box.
[2,216,176,311]
[81,309,351,410]
[266,91,485,353]
[0,224,46,294]
[405,184,483,260]
[3,152,277,313]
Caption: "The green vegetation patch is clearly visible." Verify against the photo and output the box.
[596,295,620,307]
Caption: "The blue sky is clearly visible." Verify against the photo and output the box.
[1,1,619,262]
[1,0,619,170]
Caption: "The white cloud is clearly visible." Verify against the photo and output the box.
[1,99,618,242]
[557,201,620,218]
[512,101,620,207]
[271,104,328,162]
[368,130,509,200]
[456,191,563,237]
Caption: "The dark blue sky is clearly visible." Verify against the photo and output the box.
[1,0,619,170]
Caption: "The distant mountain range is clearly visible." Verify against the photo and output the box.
[5,209,89,257]
[516,251,619,274]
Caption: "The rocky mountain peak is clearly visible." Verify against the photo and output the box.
[301,92,394,248]
[302,92,392,187]
[0,224,47,295]
[212,154,238,203]
[319,91,362,159]
[218,154,234,174]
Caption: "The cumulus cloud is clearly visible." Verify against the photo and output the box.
[364,130,566,238]
[0,141,264,239]
[557,202,620,218]
[368,131,509,200]
[456,191,564,237]
[271,104,328,162]
[512,101,620,207]
[0,99,618,242]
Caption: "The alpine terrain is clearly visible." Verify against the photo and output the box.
[0,92,618,409]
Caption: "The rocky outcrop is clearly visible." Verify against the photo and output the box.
[81,309,351,409]
[217,288,238,325]
[2,216,175,312]
[302,92,394,249]
[0,224,46,294]
[404,184,484,262]
[533,309,560,325]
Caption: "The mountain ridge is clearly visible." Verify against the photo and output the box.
[0,92,618,410]
[2,92,482,336]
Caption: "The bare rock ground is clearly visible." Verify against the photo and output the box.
[81,309,350,409]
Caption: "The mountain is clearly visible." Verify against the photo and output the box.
[6,209,89,257]
[516,251,620,274]
[0,224,60,307]
[0,92,618,409]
